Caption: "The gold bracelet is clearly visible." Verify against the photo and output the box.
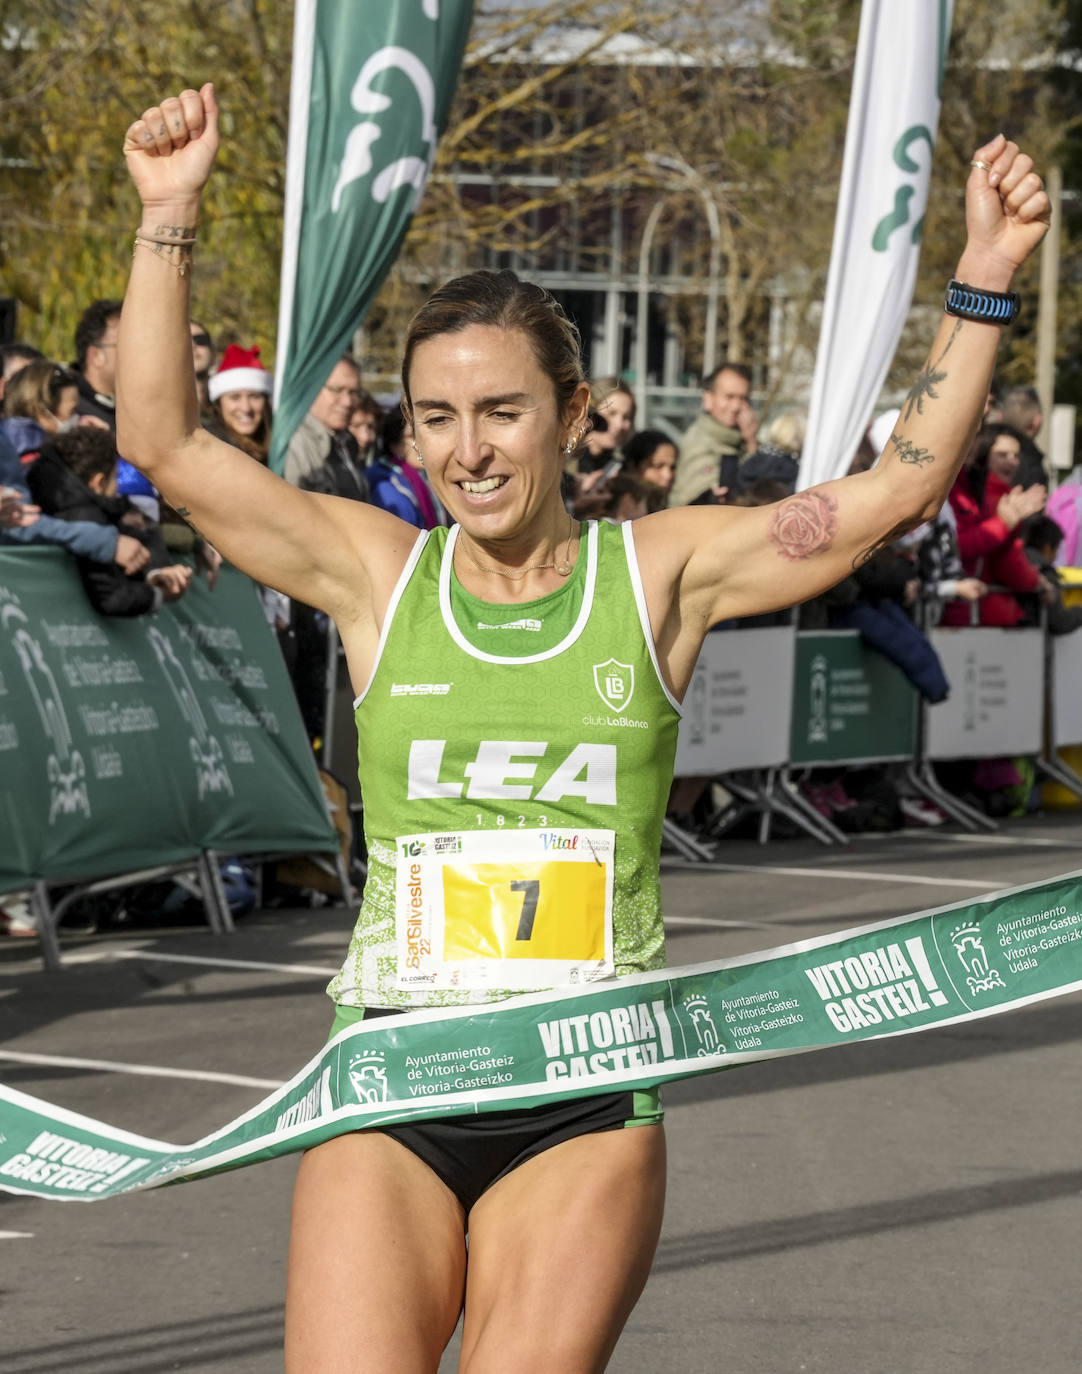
[133,235,193,278]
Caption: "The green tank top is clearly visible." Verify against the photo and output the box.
[328,519,681,1009]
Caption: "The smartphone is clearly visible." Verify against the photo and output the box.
[598,457,623,482]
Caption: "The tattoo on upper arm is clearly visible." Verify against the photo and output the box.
[890,433,935,468]
[769,490,839,561]
[902,318,963,422]
[851,515,925,570]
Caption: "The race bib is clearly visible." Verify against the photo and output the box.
[395,828,615,991]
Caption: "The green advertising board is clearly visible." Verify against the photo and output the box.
[0,549,335,894]
[789,630,918,766]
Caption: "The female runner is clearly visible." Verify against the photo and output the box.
[116,85,1048,1374]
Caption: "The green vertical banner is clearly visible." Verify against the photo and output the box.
[270,0,476,472]
[0,549,335,892]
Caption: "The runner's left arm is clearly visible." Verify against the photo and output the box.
[634,136,1050,697]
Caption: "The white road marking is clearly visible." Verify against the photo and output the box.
[112,949,338,976]
[0,1050,282,1090]
[0,1230,34,1240]
[663,859,998,889]
[885,830,1081,850]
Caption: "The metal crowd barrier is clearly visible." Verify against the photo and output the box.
[670,614,1082,858]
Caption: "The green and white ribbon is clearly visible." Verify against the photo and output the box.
[3,869,1081,1201]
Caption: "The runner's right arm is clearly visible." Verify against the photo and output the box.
[115,84,413,625]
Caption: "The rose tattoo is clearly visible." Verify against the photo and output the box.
[769,490,839,561]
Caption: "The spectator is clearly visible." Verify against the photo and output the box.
[904,503,986,626]
[998,383,1046,488]
[190,318,217,416]
[1023,514,1082,635]
[368,408,444,529]
[733,410,805,494]
[26,427,191,616]
[670,361,758,507]
[283,355,368,501]
[347,388,382,463]
[1046,462,1082,567]
[72,298,123,428]
[579,378,636,470]
[621,429,677,509]
[0,418,148,573]
[208,344,274,463]
[0,342,45,404]
[943,422,1049,627]
[0,360,81,461]
[575,472,649,524]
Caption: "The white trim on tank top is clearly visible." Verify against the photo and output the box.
[352,528,432,708]
[621,520,684,716]
[437,520,599,665]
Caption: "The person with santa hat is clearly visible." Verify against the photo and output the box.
[208,343,274,464]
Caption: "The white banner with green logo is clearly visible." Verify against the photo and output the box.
[3,868,1081,1201]
[797,0,954,491]
[270,0,475,473]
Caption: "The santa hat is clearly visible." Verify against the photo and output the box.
[208,344,273,402]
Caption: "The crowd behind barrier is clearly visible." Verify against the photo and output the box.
[5,306,1082,952]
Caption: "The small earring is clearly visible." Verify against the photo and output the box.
[411,440,425,465]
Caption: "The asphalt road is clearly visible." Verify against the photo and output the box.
[2,814,1081,1373]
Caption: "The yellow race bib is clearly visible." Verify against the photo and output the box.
[395,828,615,991]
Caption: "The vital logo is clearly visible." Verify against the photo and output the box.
[348,1050,389,1105]
[683,995,723,1056]
[593,659,633,714]
[949,922,1005,996]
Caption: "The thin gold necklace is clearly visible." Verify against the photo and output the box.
[457,514,577,581]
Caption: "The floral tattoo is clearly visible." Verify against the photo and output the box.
[769,490,839,561]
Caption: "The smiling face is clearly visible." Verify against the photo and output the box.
[987,432,1021,484]
[408,324,588,546]
[219,389,266,437]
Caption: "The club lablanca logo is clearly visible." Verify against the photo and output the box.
[593,658,634,714]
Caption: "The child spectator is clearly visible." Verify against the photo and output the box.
[1023,514,1082,635]
[26,428,191,616]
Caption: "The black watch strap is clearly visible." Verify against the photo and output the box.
[944,278,1019,325]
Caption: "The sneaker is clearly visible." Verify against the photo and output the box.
[0,898,36,936]
[900,797,948,827]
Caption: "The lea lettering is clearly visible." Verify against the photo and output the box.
[407,739,617,806]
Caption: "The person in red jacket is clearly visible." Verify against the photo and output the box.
[944,422,1051,625]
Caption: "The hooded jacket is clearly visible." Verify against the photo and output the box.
[27,446,170,616]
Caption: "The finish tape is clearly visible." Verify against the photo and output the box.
[2,868,1080,1201]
